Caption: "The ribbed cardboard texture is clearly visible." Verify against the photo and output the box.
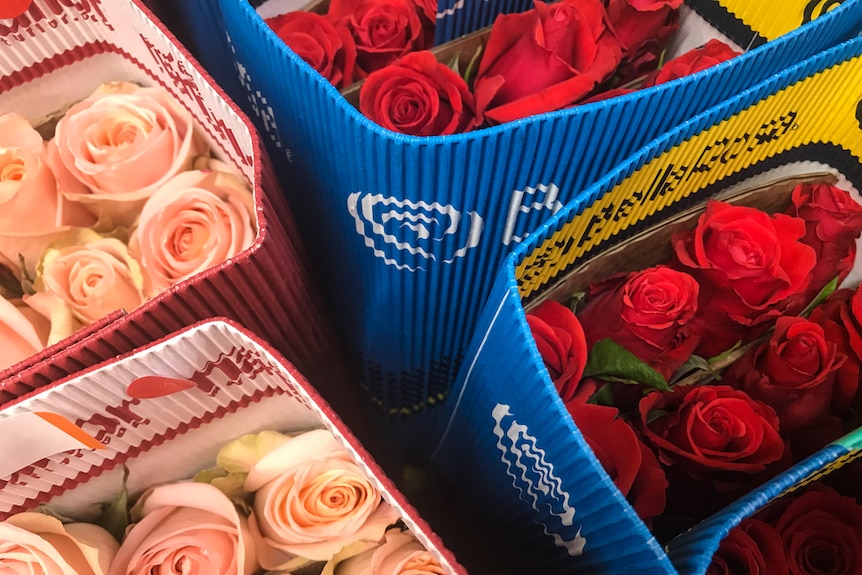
[430,37,862,574]
[211,0,862,431]
[0,0,348,403]
[0,319,466,575]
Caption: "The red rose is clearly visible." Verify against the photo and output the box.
[707,518,787,575]
[577,265,699,379]
[412,0,436,47]
[526,300,589,403]
[645,39,739,87]
[567,401,667,525]
[775,486,862,575]
[607,0,679,83]
[673,200,816,356]
[266,12,357,89]
[359,51,478,136]
[473,0,622,124]
[810,287,862,413]
[328,0,427,74]
[724,316,845,432]
[639,385,784,477]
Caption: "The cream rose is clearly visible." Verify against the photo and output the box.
[0,512,118,575]
[47,82,207,226]
[0,293,50,372]
[108,482,257,575]
[129,168,255,298]
[37,230,145,326]
[0,112,95,275]
[325,529,446,575]
[241,429,400,569]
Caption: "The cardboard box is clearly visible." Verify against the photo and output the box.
[0,318,466,574]
[430,36,862,574]
[0,0,349,407]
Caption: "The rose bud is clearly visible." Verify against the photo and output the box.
[707,518,787,575]
[567,401,667,525]
[324,528,445,575]
[473,0,623,124]
[0,293,50,372]
[266,11,357,89]
[0,112,95,275]
[129,169,255,298]
[235,429,400,568]
[47,82,207,227]
[724,316,845,433]
[359,51,479,136]
[526,300,590,402]
[774,486,862,575]
[108,482,257,575]
[327,0,427,75]
[606,0,680,83]
[644,39,740,87]
[0,512,118,575]
[578,265,699,380]
[673,200,816,357]
[639,385,784,478]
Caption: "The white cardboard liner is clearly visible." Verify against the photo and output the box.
[0,320,459,575]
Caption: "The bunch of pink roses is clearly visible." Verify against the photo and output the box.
[0,82,256,373]
[526,181,862,536]
[0,428,446,575]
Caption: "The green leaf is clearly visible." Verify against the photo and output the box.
[582,339,670,391]
[463,43,484,87]
[801,276,840,317]
[707,340,743,364]
[96,466,130,541]
[587,383,615,406]
[646,408,670,424]
[669,354,714,385]
[18,254,35,295]
[567,291,587,314]
[446,53,461,76]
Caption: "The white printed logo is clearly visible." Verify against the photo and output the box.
[492,404,586,556]
[502,183,563,245]
[348,192,483,271]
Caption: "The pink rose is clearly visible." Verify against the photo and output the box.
[0,112,95,274]
[0,293,50,372]
[37,230,145,326]
[243,429,400,568]
[109,482,257,575]
[325,528,445,575]
[47,82,207,227]
[0,512,118,575]
[129,169,255,298]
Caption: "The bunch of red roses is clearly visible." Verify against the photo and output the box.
[527,181,862,535]
[265,0,739,136]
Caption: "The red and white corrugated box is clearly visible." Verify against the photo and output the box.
[0,0,349,404]
[0,318,466,574]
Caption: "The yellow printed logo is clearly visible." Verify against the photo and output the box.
[516,53,862,298]
[710,0,843,41]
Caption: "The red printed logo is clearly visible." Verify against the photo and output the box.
[0,0,113,44]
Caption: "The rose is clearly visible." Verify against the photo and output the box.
[606,0,680,82]
[810,287,862,413]
[639,385,784,478]
[525,300,589,402]
[724,316,845,432]
[108,482,257,575]
[327,0,427,75]
[47,82,207,226]
[567,401,667,525]
[359,51,478,136]
[266,12,357,89]
[0,293,51,372]
[673,200,816,356]
[37,229,145,326]
[237,429,400,568]
[578,265,699,379]
[0,512,118,575]
[412,0,436,46]
[707,518,787,575]
[129,169,255,298]
[323,528,445,575]
[473,0,622,124]
[0,112,95,274]
[645,39,740,86]
[774,486,862,575]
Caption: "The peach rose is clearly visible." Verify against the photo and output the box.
[324,528,445,575]
[129,168,255,298]
[37,229,145,326]
[0,293,50,372]
[0,512,118,574]
[0,112,95,275]
[47,82,207,226]
[241,429,400,569]
[108,482,257,575]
